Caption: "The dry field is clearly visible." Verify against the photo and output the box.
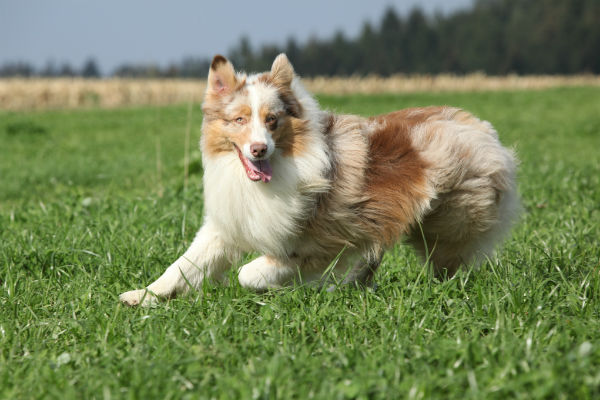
[1,74,599,110]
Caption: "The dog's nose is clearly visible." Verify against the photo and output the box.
[250,143,268,158]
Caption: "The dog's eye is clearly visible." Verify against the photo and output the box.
[235,117,246,125]
[265,114,277,124]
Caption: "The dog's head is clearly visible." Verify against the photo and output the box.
[201,54,305,183]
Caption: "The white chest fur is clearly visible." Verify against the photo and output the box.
[202,151,319,257]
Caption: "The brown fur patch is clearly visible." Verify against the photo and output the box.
[255,73,271,85]
[361,112,432,244]
[232,104,252,119]
[383,106,448,125]
[272,117,311,157]
[256,73,303,118]
[202,117,253,158]
[202,120,232,156]
[278,87,303,118]
[258,104,272,121]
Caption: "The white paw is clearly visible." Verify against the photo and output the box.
[238,257,293,290]
[238,266,273,290]
[119,289,158,307]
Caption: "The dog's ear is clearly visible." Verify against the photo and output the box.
[270,53,294,88]
[207,55,237,96]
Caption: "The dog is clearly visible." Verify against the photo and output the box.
[120,54,519,306]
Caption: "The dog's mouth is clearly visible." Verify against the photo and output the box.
[233,144,272,183]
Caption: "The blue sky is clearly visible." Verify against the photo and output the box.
[0,0,473,74]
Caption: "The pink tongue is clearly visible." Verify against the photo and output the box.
[248,159,273,183]
[233,144,273,183]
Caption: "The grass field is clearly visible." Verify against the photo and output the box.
[1,87,599,399]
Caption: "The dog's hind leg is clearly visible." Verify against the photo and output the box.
[119,219,235,306]
[338,247,384,287]
[409,175,519,279]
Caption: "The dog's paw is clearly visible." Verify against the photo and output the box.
[238,266,272,291]
[119,289,158,307]
[238,256,292,290]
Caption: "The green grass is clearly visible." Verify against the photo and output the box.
[1,87,599,399]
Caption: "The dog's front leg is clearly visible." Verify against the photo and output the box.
[119,220,234,306]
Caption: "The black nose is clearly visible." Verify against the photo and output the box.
[250,143,267,158]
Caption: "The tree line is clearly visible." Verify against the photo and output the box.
[0,58,102,78]
[2,0,598,78]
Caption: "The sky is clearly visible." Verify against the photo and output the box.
[0,0,474,75]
